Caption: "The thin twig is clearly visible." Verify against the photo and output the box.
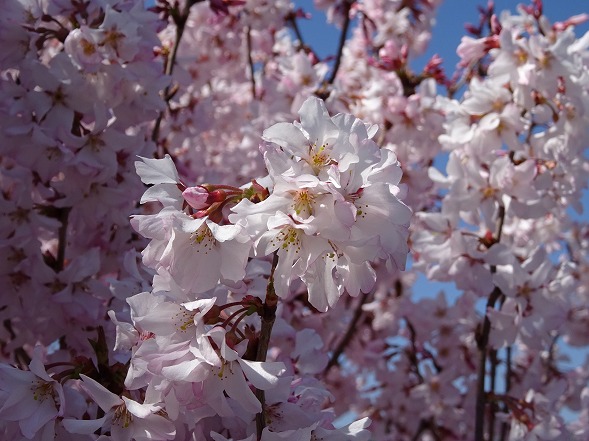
[286,14,319,59]
[287,13,305,47]
[245,26,257,100]
[323,292,371,374]
[405,317,424,383]
[152,0,203,155]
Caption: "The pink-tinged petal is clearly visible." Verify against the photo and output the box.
[262,122,309,156]
[485,243,514,266]
[203,378,234,417]
[334,200,356,228]
[341,260,376,297]
[302,254,341,312]
[219,333,239,362]
[298,96,339,143]
[478,113,500,131]
[19,399,56,438]
[141,184,183,208]
[182,186,210,209]
[121,396,158,419]
[62,415,108,434]
[207,222,242,242]
[223,367,261,413]
[219,240,250,283]
[237,359,285,390]
[29,347,52,381]
[138,413,177,440]
[79,374,121,411]
[313,417,372,440]
[261,424,316,440]
[135,154,179,185]
[162,359,207,382]
[0,375,36,419]
[345,417,371,436]
[110,423,134,441]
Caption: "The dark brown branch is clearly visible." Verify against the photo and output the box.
[323,292,370,374]
[255,252,279,440]
[475,203,506,441]
[499,346,512,441]
[286,14,318,59]
[56,206,71,272]
[474,287,501,441]
[405,316,424,383]
[488,349,499,440]
[245,26,257,100]
[289,15,305,45]
[152,0,203,155]
[411,419,442,441]
[327,0,353,85]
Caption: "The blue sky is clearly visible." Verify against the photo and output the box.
[294,0,589,70]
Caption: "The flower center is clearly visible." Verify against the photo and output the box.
[191,224,216,253]
[113,403,133,429]
[291,189,315,218]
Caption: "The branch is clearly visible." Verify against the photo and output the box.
[499,345,512,441]
[488,348,499,440]
[411,419,442,441]
[152,0,203,156]
[56,206,71,272]
[245,26,257,100]
[327,0,353,85]
[474,203,506,441]
[405,316,424,383]
[255,252,279,439]
[474,286,501,441]
[323,292,370,374]
[286,13,319,59]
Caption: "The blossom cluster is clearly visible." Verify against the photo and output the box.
[1,0,589,440]
[120,95,406,438]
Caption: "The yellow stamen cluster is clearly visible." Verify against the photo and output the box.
[291,189,315,218]
[271,227,301,254]
[191,224,216,253]
[173,307,196,333]
[308,142,330,173]
[31,380,55,403]
[113,404,133,429]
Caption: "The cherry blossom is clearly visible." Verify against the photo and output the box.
[1,0,589,440]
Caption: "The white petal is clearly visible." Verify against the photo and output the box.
[135,154,179,185]
[62,415,108,434]
[79,374,121,411]
[263,122,309,157]
[237,359,286,390]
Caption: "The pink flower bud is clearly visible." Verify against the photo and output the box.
[182,186,210,210]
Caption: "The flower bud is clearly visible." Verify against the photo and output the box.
[182,186,210,210]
